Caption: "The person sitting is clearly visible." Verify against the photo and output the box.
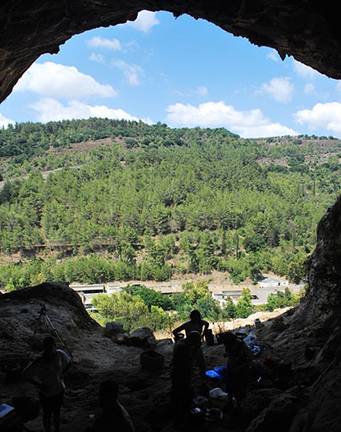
[221,332,253,408]
[22,335,72,432]
[92,380,135,432]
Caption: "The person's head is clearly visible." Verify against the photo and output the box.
[99,380,119,408]
[42,336,57,358]
[190,310,202,323]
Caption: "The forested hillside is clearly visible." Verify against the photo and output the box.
[1,119,340,290]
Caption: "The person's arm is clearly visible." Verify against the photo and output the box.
[202,320,209,333]
[119,403,135,432]
[59,349,72,373]
[172,322,186,337]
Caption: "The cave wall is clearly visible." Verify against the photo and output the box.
[1,0,341,103]
[306,196,341,320]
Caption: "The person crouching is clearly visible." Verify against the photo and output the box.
[91,380,135,432]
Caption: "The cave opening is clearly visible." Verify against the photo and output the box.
[1,3,341,432]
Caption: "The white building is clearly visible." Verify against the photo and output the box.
[212,290,261,306]
[258,277,288,289]
[212,290,242,306]
[70,283,105,309]
[105,283,123,294]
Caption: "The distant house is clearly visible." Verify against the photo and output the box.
[70,283,105,309]
[212,289,259,306]
[105,284,123,294]
[71,283,105,295]
[212,290,242,306]
[212,292,227,307]
[258,277,288,288]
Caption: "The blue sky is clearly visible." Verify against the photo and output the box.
[1,11,341,138]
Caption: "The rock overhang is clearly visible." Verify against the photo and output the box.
[1,1,341,103]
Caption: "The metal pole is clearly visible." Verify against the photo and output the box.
[35,304,73,360]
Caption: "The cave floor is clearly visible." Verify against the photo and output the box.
[4,341,247,432]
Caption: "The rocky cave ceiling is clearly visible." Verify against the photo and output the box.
[1,0,341,103]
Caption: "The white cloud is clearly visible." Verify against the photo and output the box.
[195,86,208,97]
[15,62,117,99]
[88,37,121,51]
[89,52,105,64]
[295,102,341,135]
[267,50,280,62]
[31,98,148,123]
[261,77,294,103]
[112,60,142,86]
[166,101,297,138]
[292,59,321,79]
[304,83,316,95]
[125,10,159,32]
[0,113,15,128]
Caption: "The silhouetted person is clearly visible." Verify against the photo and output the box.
[171,332,202,427]
[92,380,135,432]
[22,336,71,432]
[173,310,208,374]
[173,310,209,339]
[222,332,253,408]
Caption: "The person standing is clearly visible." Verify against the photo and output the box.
[173,310,208,374]
[173,310,209,340]
[23,336,71,432]
[171,332,202,427]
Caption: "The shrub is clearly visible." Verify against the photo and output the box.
[235,288,255,318]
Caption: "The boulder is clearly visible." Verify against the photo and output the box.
[104,322,124,339]
[243,388,282,423]
[128,327,156,348]
[246,392,297,432]
[115,333,129,344]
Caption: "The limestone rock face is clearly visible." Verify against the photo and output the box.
[246,392,298,432]
[288,196,341,432]
[1,1,341,102]
[250,197,341,432]
[306,196,341,320]
[0,282,141,372]
[0,283,165,431]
